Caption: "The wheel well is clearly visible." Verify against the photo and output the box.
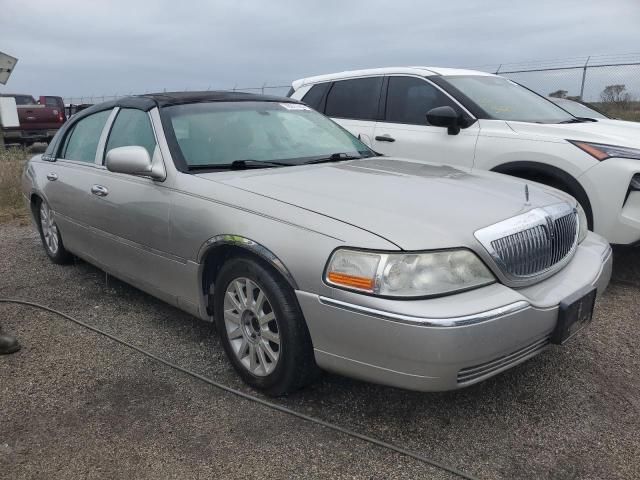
[491,162,593,229]
[201,244,294,316]
[29,194,42,218]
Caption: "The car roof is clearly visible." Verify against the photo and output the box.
[69,90,300,124]
[140,90,297,107]
[291,67,496,89]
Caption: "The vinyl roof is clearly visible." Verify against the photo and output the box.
[70,91,299,123]
[139,90,296,107]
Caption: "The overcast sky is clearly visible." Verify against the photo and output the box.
[1,0,639,99]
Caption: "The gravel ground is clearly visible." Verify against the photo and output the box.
[1,223,639,480]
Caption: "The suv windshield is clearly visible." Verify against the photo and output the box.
[442,76,575,124]
[550,98,608,119]
[163,101,374,168]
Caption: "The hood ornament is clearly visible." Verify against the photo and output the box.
[524,184,530,206]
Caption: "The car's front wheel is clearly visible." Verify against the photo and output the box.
[36,198,72,264]
[214,256,318,396]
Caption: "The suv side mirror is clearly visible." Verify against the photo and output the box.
[426,106,463,135]
[106,146,165,180]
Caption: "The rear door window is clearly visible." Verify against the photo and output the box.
[385,76,459,125]
[301,83,330,111]
[105,108,157,160]
[325,77,383,120]
[60,110,111,163]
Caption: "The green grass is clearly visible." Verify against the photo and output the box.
[0,147,30,223]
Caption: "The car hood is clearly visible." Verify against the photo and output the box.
[197,158,571,250]
[505,119,640,149]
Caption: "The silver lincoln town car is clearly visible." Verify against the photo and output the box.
[23,92,612,395]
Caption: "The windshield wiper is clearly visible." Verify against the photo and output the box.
[303,152,364,165]
[558,117,593,124]
[189,160,293,171]
[229,159,294,169]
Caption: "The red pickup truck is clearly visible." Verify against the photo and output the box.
[0,94,66,145]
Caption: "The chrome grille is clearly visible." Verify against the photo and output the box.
[475,203,580,285]
[490,212,577,277]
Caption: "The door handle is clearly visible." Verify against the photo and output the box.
[375,135,396,143]
[91,185,109,197]
[46,173,58,181]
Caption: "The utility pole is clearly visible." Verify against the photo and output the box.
[579,56,591,101]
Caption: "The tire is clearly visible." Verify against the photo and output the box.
[494,164,594,230]
[214,256,318,396]
[540,178,594,231]
[35,198,73,264]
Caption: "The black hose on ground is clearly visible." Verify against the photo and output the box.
[0,298,481,480]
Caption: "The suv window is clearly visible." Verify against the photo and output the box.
[61,110,111,163]
[325,77,382,120]
[106,108,157,159]
[301,83,330,111]
[385,76,458,125]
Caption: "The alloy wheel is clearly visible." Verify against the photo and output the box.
[223,277,281,376]
[40,202,59,255]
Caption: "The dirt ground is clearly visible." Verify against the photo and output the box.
[1,223,639,479]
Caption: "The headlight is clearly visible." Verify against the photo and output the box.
[569,140,640,161]
[325,248,495,298]
[576,203,588,243]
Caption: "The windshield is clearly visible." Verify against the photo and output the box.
[443,76,575,123]
[163,101,374,168]
[550,99,608,119]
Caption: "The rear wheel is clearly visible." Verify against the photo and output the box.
[214,256,318,395]
[36,198,72,264]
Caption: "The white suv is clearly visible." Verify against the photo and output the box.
[288,67,640,245]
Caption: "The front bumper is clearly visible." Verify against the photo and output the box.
[579,157,640,245]
[296,233,612,391]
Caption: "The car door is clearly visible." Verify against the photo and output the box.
[372,76,479,169]
[86,107,175,298]
[42,109,113,259]
[323,77,383,147]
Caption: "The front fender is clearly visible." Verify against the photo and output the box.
[197,234,298,289]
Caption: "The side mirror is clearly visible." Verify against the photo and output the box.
[105,146,164,180]
[426,106,463,135]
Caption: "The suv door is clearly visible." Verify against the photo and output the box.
[373,76,479,169]
[43,109,113,259]
[322,77,383,147]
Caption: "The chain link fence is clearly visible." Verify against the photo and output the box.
[63,54,640,121]
[471,53,640,121]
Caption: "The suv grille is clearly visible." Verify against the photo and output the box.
[475,203,579,285]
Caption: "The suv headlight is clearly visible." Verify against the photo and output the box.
[576,203,588,243]
[325,248,495,298]
[569,140,640,161]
